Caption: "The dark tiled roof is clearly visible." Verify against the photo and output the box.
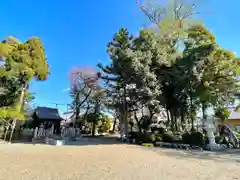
[34,107,63,121]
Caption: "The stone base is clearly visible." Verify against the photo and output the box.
[32,138,45,144]
[205,143,221,151]
[45,138,66,146]
[121,135,127,142]
[155,142,191,149]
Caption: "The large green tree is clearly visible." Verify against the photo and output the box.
[101,24,239,134]
[99,27,178,134]
[182,25,239,125]
[0,36,49,142]
[0,36,49,119]
[98,28,135,136]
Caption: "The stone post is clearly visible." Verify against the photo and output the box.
[51,124,54,136]
[34,127,38,139]
[205,118,220,150]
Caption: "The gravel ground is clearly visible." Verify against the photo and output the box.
[0,142,240,180]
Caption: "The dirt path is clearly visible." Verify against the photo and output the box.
[0,143,239,180]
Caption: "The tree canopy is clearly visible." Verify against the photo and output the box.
[65,0,240,136]
[0,36,49,119]
[97,23,239,133]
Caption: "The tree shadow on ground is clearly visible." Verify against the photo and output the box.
[66,136,125,146]
[8,136,240,164]
[9,135,125,146]
[144,147,240,164]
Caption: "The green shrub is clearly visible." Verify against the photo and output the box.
[159,127,167,134]
[182,131,204,146]
[162,131,179,143]
[140,133,156,143]
[129,132,140,139]
[98,116,111,133]
[191,132,204,146]
[142,143,154,147]
[182,132,191,144]
[215,136,223,144]
[150,126,159,133]
[155,134,162,141]
[128,132,141,144]
[174,131,182,136]
[129,132,156,144]
[233,130,240,138]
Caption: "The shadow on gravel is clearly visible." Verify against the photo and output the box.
[66,136,125,146]
[9,136,240,164]
[9,135,125,147]
[140,146,240,164]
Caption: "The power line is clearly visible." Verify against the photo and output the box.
[49,102,65,109]
[49,102,71,112]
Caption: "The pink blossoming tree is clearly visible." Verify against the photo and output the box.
[68,66,101,123]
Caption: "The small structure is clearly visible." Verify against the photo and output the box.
[225,111,240,132]
[32,107,63,138]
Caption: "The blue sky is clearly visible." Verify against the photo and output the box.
[0,0,239,113]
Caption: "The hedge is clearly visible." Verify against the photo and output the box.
[182,131,204,146]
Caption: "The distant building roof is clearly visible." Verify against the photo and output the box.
[229,111,240,120]
[34,107,63,120]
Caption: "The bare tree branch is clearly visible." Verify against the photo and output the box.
[136,0,199,28]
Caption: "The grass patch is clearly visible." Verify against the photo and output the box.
[141,143,154,147]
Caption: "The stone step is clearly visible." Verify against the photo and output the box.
[45,138,66,146]
[155,142,191,149]
[32,138,45,144]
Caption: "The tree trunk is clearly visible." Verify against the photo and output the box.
[190,94,194,131]
[148,111,155,127]
[134,112,142,134]
[82,104,90,128]
[180,106,185,130]
[137,122,142,134]
[91,121,96,136]
[4,123,9,141]
[112,117,117,132]
[92,101,100,137]
[75,92,80,122]
[166,108,170,127]
[9,119,16,142]
[170,109,174,131]
[120,114,124,137]
[202,102,207,130]
[123,86,128,137]
[174,110,178,131]
[76,89,92,122]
